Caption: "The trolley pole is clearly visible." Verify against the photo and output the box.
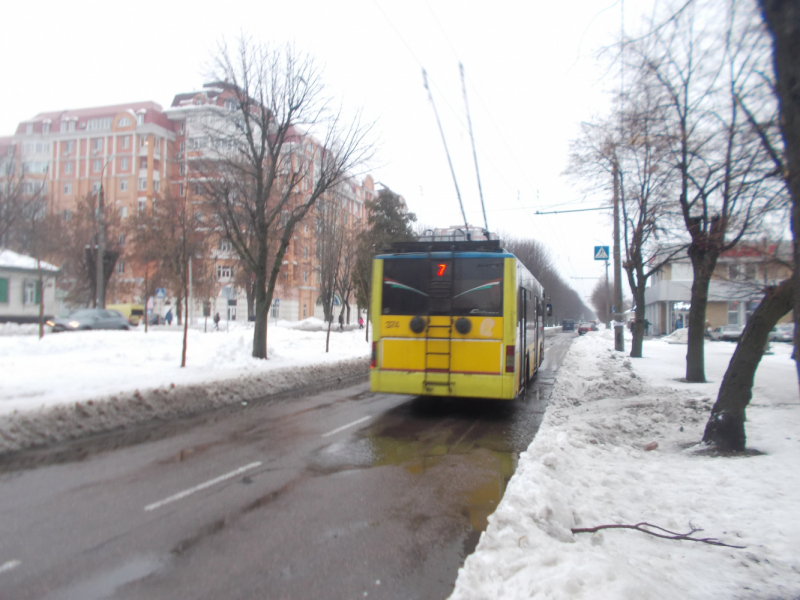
[613,160,624,352]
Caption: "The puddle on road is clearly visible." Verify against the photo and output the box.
[313,392,549,556]
[42,554,167,600]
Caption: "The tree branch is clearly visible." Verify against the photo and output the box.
[571,522,746,548]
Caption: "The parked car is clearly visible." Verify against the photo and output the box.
[562,319,575,331]
[769,323,794,343]
[46,309,131,332]
[578,322,597,335]
[709,325,743,342]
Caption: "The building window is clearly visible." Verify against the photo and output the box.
[43,123,50,134]
[26,124,33,134]
[745,264,757,280]
[304,223,308,233]
[303,246,308,258]
[92,182,101,193]
[64,161,73,175]
[179,121,185,134]
[302,271,308,282]
[140,158,147,169]
[63,183,72,195]
[121,136,130,149]
[217,265,232,279]
[120,179,128,192]
[118,116,131,127]
[117,261,125,274]
[92,138,103,152]
[138,178,147,191]
[727,301,740,325]
[137,113,145,126]
[140,136,149,149]
[138,198,146,214]
[63,140,74,155]
[62,209,71,222]
[270,300,280,319]
[220,239,232,251]
[179,164,185,176]
[728,264,741,280]
[23,280,39,305]
[0,277,8,304]
[88,117,112,130]
[303,304,307,319]
[93,159,102,173]
[120,157,128,170]
[153,180,159,192]
[119,206,127,218]
[179,141,185,154]
[179,183,184,197]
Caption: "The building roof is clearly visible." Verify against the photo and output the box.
[0,249,59,273]
[13,101,171,135]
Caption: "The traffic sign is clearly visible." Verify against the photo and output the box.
[594,246,610,260]
[273,298,280,306]
[155,288,166,299]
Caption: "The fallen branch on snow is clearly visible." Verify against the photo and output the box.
[571,522,746,548]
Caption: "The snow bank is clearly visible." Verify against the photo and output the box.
[664,326,689,344]
[0,323,370,453]
[450,330,800,599]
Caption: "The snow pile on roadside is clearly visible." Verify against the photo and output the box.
[0,323,370,452]
[0,323,40,337]
[664,326,689,344]
[450,330,800,599]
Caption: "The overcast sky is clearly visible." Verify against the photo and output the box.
[1,0,660,304]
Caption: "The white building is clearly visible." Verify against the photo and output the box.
[0,249,59,323]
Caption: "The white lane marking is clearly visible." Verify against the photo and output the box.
[0,560,21,574]
[144,462,262,512]
[321,416,371,438]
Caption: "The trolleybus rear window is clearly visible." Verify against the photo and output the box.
[381,257,503,316]
[452,259,503,316]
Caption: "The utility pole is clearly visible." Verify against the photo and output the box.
[605,259,610,329]
[613,159,624,351]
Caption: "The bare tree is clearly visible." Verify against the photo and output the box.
[315,193,346,351]
[196,37,375,359]
[629,0,785,380]
[757,0,799,379]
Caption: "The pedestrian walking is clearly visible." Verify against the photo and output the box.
[165,309,173,326]
[214,312,221,330]
[644,319,650,336]
[358,316,364,329]
[338,312,344,331]
[675,315,683,330]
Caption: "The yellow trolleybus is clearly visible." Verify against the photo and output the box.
[369,239,549,400]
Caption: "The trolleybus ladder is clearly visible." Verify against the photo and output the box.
[424,253,454,392]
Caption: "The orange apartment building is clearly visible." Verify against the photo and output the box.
[1,89,376,322]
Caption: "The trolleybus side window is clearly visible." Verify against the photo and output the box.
[452,259,503,316]
[382,259,428,315]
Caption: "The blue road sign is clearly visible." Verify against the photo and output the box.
[594,246,610,260]
[155,288,166,299]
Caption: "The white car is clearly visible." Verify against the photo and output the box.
[709,325,743,342]
[769,323,794,343]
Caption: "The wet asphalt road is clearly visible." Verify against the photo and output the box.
[0,331,574,600]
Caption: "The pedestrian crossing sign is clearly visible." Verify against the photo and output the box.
[594,246,610,260]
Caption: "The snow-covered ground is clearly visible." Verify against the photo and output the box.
[0,318,371,451]
[451,329,800,599]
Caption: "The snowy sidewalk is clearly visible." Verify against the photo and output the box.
[0,319,370,452]
[450,330,800,599]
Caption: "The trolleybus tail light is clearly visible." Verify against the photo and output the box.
[505,345,515,373]
[370,342,377,369]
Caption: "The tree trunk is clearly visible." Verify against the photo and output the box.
[144,262,149,334]
[326,318,332,353]
[760,0,800,393]
[365,305,370,342]
[702,280,793,451]
[253,269,268,359]
[181,272,189,368]
[685,252,717,382]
